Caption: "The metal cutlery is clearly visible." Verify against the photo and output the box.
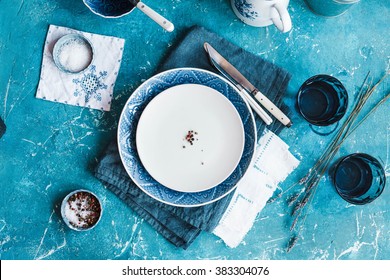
[204,46,273,125]
[204,42,292,127]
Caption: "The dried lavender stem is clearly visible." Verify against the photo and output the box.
[286,236,299,253]
[312,73,377,170]
[344,91,390,140]
[319,73,371,145]
[319,74,389,164]
[300,73,373,190]
[286,72,389,252]
[288,192,302,207]
[289,177,321,235]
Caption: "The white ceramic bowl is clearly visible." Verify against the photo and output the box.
[136,84,245,193]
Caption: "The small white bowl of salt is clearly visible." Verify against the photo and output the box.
[53,34,94,74]
[61,189,102,231]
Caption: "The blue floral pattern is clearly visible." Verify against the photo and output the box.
[117,68,257,207]
[72,65,108,104]
[234,0,259,20]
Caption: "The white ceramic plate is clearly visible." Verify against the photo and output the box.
[136,84,245,193]
[118,68,256,207]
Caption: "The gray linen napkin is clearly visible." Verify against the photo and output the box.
[0,117,5,139]
[94,26,291,249]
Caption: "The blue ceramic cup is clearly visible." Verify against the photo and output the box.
[297,74,348,129]
[332,153,386,205]
[304,0,360,17]
[83,0,136,18]
[83,0,174,32]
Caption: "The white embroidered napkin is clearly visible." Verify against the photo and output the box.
[36,25,125,111]
[213,129,300,248]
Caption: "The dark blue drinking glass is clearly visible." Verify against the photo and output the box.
[332,153,386,205]
[297,75,348,127]
[0,117,6,139]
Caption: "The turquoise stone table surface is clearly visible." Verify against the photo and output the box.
[0,0,389,260]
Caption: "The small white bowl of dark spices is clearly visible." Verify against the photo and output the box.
[53,34,94,74]
[61,189,102,231]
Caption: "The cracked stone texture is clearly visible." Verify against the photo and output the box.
[0,0,389,259]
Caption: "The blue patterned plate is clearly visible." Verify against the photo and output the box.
[118,68,256,207]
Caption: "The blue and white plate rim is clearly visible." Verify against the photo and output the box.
[117,67,257,207]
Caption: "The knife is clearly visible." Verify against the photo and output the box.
[205,48,273,125]
[204,42,292,127]
[131,0,174,32]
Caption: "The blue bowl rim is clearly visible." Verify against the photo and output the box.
[52,33,94,74]
[60,189,103,231]
[82,0,136,18]
[116,67,257,207]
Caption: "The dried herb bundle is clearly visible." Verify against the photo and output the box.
[286,71,389,252]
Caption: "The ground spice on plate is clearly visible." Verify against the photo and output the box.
[184,130,198,145]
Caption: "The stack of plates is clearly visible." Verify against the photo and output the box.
[118,68,257,207]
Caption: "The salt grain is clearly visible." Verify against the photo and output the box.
[63,191,101,230]
[58,38,92,73]
[64,198,91,227]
